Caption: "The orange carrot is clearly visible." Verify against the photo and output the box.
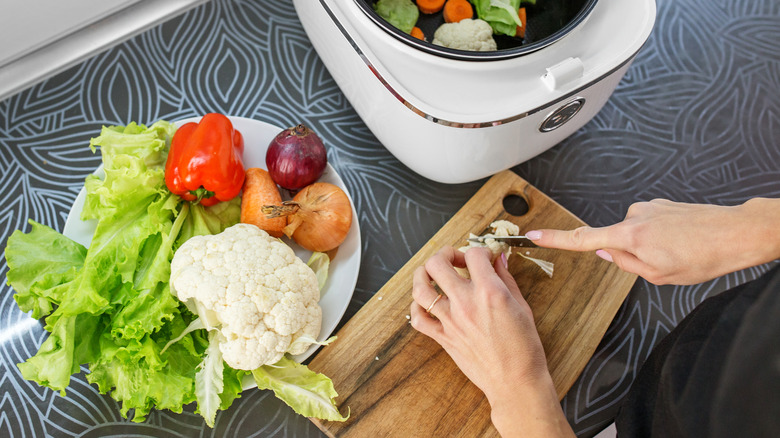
[443,0,473,23]
[240,168,286,238]
[516,7,527,38]
[410,26,425,40]
[416,0,445,14]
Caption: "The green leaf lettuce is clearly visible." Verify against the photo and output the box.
[252,355,348,422]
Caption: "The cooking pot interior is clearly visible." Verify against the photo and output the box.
[357,0,597,60]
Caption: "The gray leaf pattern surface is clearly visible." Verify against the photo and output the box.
[1,0,778,436]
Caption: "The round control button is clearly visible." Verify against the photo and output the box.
[539,98,585,132]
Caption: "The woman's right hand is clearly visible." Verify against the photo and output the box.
[526,198,780,285]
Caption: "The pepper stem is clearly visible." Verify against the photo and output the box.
[190,187,215,203]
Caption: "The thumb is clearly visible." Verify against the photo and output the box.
[526,226,616,252]
[599,248,652,280]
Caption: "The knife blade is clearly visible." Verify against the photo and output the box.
[467,235,539,248]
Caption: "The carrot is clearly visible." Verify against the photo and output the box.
[516,7,527,38]
[443,0,473,23]
[410,26,425,40]
[240,168,286,238]
[416,0,445,14]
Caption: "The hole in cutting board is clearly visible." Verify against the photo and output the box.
[503,194,529,216]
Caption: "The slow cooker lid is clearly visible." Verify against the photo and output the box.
[356,0,598,61]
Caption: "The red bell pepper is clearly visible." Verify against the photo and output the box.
[165,113,245,206]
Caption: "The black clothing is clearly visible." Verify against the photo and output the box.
[615,265,780,437]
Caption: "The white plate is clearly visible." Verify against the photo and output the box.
[62,116,361,367]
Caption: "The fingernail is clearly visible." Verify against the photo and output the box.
[500,252,508,269]
[525,230,542,241]
[596,249,613,263]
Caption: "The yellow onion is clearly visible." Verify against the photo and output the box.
[262,182,352,252]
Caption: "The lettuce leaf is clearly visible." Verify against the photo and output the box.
[86,328,201,422]
[195,331,225,427]
[252,355,348,422]
[307,252,330,292]
[87,121,174,169]
[176,197,242,249]
[6,120,209,419]
[374,0,419,34]
[6,221,87,319]
[17,313,103,393]
[471,0,523,36]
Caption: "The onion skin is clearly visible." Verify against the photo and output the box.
[262,182,352,252]
[265,124,327,191]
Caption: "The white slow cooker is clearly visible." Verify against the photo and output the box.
[294,0,656,183]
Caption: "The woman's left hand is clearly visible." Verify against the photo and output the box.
[410,246,574,437]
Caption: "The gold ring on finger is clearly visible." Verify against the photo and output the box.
[426,293,443,314]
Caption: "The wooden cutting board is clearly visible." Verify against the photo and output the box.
[309,170,636,437]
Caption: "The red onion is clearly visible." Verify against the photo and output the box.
[265,124,327,191]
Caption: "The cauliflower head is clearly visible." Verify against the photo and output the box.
[170,223,322,370]
[432,18,497,52]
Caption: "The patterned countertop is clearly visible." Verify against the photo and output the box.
[1,0,778,436]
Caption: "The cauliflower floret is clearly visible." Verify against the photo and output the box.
[455,220,520,278]
[432,19,497,52]
[462,220,520,259]
[170,223,322,370]
[460,220,554,278]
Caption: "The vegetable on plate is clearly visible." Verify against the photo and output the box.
[266,124,328,191]
[262,182,353,253]
[5,116,348,427]
[240,167,287,237]
[165,113,245,206]
[168,223,346,424]
[169,223,324,371]
[7,121,237,423]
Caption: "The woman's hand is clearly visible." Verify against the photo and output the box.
[526,198,780,285]
[410,246,574,437]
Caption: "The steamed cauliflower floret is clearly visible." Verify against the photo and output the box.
[170,223,322,370]
[432,19,497,52]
